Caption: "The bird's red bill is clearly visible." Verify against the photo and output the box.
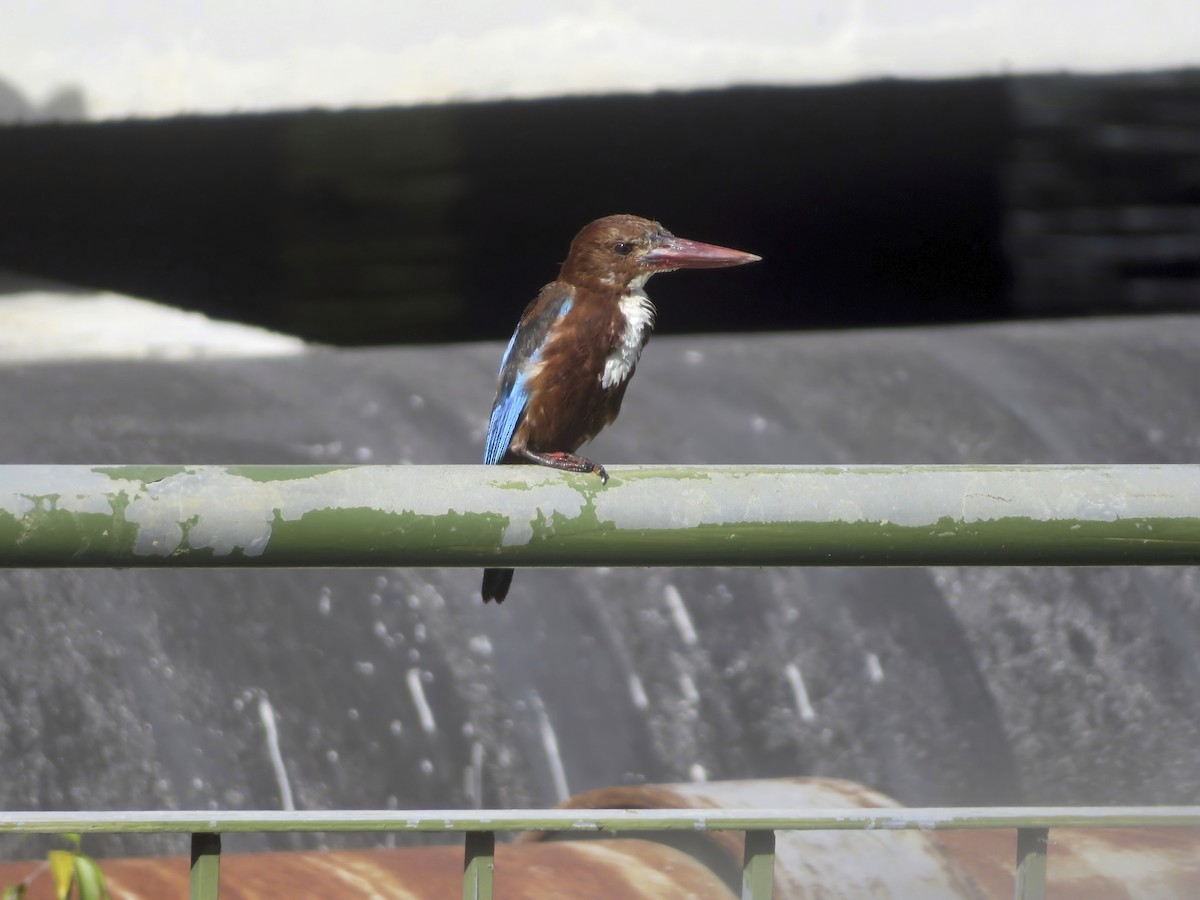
[642,235,762,270]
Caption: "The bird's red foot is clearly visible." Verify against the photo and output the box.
[518,449,609,484]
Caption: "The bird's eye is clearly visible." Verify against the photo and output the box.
[613,241,634,256]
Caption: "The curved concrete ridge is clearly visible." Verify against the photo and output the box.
[1,315,1199,858]
[0,293,305,362]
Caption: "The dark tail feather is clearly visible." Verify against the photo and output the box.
[481,568,514,604]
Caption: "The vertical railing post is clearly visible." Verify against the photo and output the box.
[742,829,776,900]
[1014,827,1048,900]
[463,830,495,900]
[190,832,222,900]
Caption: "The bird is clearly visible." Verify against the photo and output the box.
[480,214,761,603]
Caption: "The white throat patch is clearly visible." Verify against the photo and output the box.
[601,285,656,389]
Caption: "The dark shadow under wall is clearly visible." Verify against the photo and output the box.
[0,79,1012,343]
[0,70,1198,344]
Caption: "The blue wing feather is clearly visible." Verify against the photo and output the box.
[483,369,530,465]
[483,289,573,465]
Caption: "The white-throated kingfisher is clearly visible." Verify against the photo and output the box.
[481,214,761,603]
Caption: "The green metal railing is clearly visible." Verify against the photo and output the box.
[1,463,1198,567]
[3,463,1200,897]
[3,808,1200,899]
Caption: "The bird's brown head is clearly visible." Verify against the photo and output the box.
[559,214,761,288]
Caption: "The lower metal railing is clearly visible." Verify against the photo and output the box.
[3,807,1199,899]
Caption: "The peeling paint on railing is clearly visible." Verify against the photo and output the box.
[0,464,1198,568]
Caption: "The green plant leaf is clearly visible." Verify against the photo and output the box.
[73,855,110,900]
[47,851,74,900]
